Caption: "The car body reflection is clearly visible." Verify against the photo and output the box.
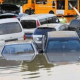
[42,31,80,64]
[21,55,54,72]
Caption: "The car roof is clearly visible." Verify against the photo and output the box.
[0,18,19,24]
[5,40,33,45]
[47,31,78,38]
[37,23,64,29]
[20,14,56,20]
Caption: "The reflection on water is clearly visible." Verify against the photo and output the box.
[21,55,54,72]
[1,54,80,80]
[0,54,54,80]
[2,53,36,61]
[20,55,54,79]
[0,57,21,67]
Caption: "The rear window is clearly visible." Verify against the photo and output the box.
[0,22,22,35]
[34,27,56,35]
[2,43,34,54]
[21,20,36,29]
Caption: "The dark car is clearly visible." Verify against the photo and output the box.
[0,4,19,14]
[68,19,80,37]
[68,19,80,30]
[1,40,38,61]
[40,31,80,63]
[0,13,18,19]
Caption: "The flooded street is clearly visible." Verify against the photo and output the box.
[1,16,80,80]
[0,55,54,80]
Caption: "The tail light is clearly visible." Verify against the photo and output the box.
[13,16,17,18]
[37,20,40,26]
[23,34,26,40]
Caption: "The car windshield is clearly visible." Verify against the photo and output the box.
[34,27,56,35]
[0,22,22,35]
[2,43,34,54]
[46,40,80,53]
[21,20,36,29]
[45,40,80,62]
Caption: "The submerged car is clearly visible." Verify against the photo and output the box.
[1,40,38,61]
[32,23,68,49]
[40,31,80,63]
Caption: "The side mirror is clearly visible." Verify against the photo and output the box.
[38,49,43,53]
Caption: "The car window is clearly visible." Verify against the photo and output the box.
[34,27,56,35]
[46,40,80,53]
[47,17,53,23]
[0,22,22,35]
[53,16,59,23]
[39,18,47,25]
[2,43,34,54]
[39,16,59,24]
[21,20,36,28]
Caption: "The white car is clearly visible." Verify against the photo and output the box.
[32,23,68,49]
[0,18,26,42]
[1,40,38,61]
